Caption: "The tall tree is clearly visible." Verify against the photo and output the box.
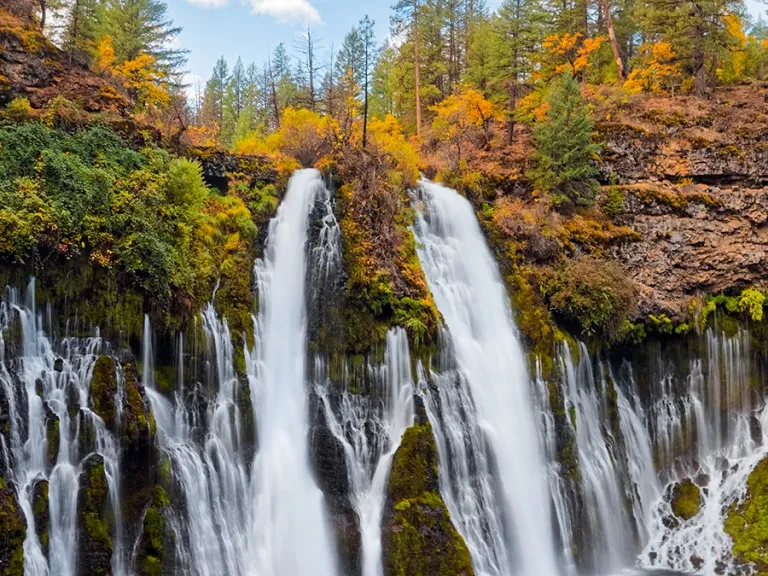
[335,26,365,89]
[360,16,376,147]
[392,0,424,137]
[100,0,186,75]
[201,56,229,132]
[221,57,246,145]
[58,0,101,65]
[495,0,546,143]
[295,25,323,111]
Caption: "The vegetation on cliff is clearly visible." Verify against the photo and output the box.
[725,457,768,572]
[383,402,474,576]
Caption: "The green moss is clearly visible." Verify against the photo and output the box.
[138,486,170,576]
[91,356,117,428]
[82,460,112,552]
[385,417,474,576]
[46,417,59,464]
[725,456,768,570]
[153,365,175,396]
[0,484,26,576]
[671,479,702,521]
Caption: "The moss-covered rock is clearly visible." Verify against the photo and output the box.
[120,362,155,451]
[725,456,768,572]
[91,356,118,430]
[45,407,59,466]
[32,479,50,559]
[382,397,474,576]
[0,479,26,576]
[137,486,171,576]
[671,478,702,521]
[77,454,113,576]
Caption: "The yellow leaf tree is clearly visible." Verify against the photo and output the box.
[542,33,606,81]
[624,42,680,93]
[431,87,499,167]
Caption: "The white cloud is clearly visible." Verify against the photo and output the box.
[187,0,230,7]
[247,0,321,22]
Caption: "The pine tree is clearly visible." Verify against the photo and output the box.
[360,15,376,147]
[392,0,424,136]
[528,72,601,208]
[335,27,365,90]
[200,56,229,133]
[100,0,186,76]
[56,0,102,65]
[221,57,246,145]
[494,0,547,143]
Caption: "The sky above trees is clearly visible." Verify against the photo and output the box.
[166,0,504,86]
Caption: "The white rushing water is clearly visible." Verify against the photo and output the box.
[246,168,339,576]
[316,328,414,576]
[413,180,560,576]
[0,280,126,576]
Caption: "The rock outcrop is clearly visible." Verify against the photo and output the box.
[77,454,112,576]
[382,397,474,576]
[0,479,26,576]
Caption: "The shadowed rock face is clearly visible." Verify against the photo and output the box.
[0,479,26,575]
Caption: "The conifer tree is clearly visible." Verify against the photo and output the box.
[529,72,601,209]
[360,15,376,147]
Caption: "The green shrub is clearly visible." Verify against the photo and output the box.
[545,256,636,342]
[3,97,32,122]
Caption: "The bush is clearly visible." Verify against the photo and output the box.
[529,72,601,209]
[545,256,636,342]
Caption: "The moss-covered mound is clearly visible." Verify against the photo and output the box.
[137,485,171,576]
[0,479,26,576]
[32,479,50,559]
[725,457,768,572]
[91,356,118,430]
[382,399,474,576]
[77,454,112,575]
[670,478,702,521]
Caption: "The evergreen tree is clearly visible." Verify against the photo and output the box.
[528,73,601,208]
[335,27,365,90]
[637,0,742,95]
[100,0,186,75]
[58,0,101,64]
[392,0,424,136]
[360,15,376,147]
[221,57,246,145]
[200,56,229,132]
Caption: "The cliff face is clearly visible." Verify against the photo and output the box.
[599,87,768,319]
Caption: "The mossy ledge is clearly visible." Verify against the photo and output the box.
[382,397,474,576]
[0,479,26,576]
[725,456,768,572]
[137,486,171,576]
[77,454,113,576]
[91,356,118,430]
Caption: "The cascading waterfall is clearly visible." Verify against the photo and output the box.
[422,336,512,576]
[640,328,765,575]
[413,180,560,576]
[246,168,338,576]
[0,279,127,576]
[315,328,414,576]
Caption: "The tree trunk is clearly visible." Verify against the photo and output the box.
[415,23,422,138]
[507,78,517,145]
[363,45,369,148]
[39,0,46,28]
[599,0,625,81]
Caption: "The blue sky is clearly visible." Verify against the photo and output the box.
[167,0,766,87]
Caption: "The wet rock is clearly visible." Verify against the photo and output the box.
[44,404,59,466]
[53,358,63,373]
[32,479,50,559]
[382,396,474,576]
[0,478,25,575]
[91,356,117,430]
[137,486,172,576]
[309,389,360,576]
[77,454,113,576]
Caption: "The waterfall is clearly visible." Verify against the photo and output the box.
[413,180,560,576]
[144,305,251,576]
[246,168,338,576]
[315,328,414,576]
[0,279,127,576]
